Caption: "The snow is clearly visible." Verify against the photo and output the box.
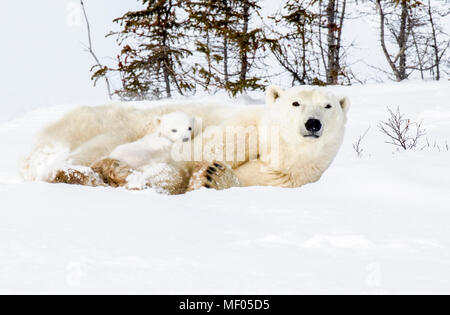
[1,81,450,294]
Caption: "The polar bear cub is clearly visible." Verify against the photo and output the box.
[108,111,196,169]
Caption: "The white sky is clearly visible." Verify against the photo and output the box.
[0,0,448,120]
[0,0,142,116]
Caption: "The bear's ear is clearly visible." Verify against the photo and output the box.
[266,85,284,105]
[154,116,162,127]
[339,96,350,114]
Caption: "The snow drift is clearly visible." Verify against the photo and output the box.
[0,81,449,294]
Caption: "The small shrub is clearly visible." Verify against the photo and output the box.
[378,107,426,150]
[353,127,370,158]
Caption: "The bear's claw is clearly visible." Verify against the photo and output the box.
[187,162,240,192]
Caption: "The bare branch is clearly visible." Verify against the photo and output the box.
[353,126,371,158]
[376,0,402,81]
[80,0,113,100]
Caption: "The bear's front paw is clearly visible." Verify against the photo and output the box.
[187,162,240,192]
[91,158,133,188]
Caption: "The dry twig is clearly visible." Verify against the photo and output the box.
[80,0,113,100]
[378,107,426,150]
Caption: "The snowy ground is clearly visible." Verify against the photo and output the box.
[0,81,449,294]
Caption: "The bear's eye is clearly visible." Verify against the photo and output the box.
[188,127,192,131]
[292,102,301,107]
[325,104,332,109]
[172,129,177,133]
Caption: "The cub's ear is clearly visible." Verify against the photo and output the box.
[339,96,350,114]
[266,85,284,105]
[154,116,162,127]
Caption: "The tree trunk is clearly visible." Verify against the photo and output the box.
[240,1,250,83]
[224,38,229,85]
[206,31,212,86]
[163,59,172,98]
[162,2,172,98]
[335,0,346,83]
[223,0,230,85]
[376,0,402,81]
[428,0,440,80]
[162,38,171,97]
[301,26,307,85]
[398,0,408,81]
[326,0,338,85]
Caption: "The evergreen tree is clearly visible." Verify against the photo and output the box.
[93,0,194,100]
[266,0,319,85]
[186,0,267,96]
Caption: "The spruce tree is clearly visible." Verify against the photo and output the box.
[266,0,318,85]
[93,0,194,100]
[186,0,267,96]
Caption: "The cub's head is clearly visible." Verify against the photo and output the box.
[265,85,350,143]
[154,112,196,143]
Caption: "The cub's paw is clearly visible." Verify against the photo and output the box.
[187,162,240,192]
[91,158,133,187]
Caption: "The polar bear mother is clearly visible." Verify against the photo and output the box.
[22,86,349,193]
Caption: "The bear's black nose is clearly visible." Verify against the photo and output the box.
[305,119,322,132]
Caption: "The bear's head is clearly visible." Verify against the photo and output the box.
[154,112,197,143]
[265,85,350,145]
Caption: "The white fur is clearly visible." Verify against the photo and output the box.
[243,85,350,187]
[23,87,349,189]
[109,112,196,169]
[22,103,226,181]
[21,143,71,181]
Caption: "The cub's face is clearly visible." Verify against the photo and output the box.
[155,112,196,143]
[265,86,350,144]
